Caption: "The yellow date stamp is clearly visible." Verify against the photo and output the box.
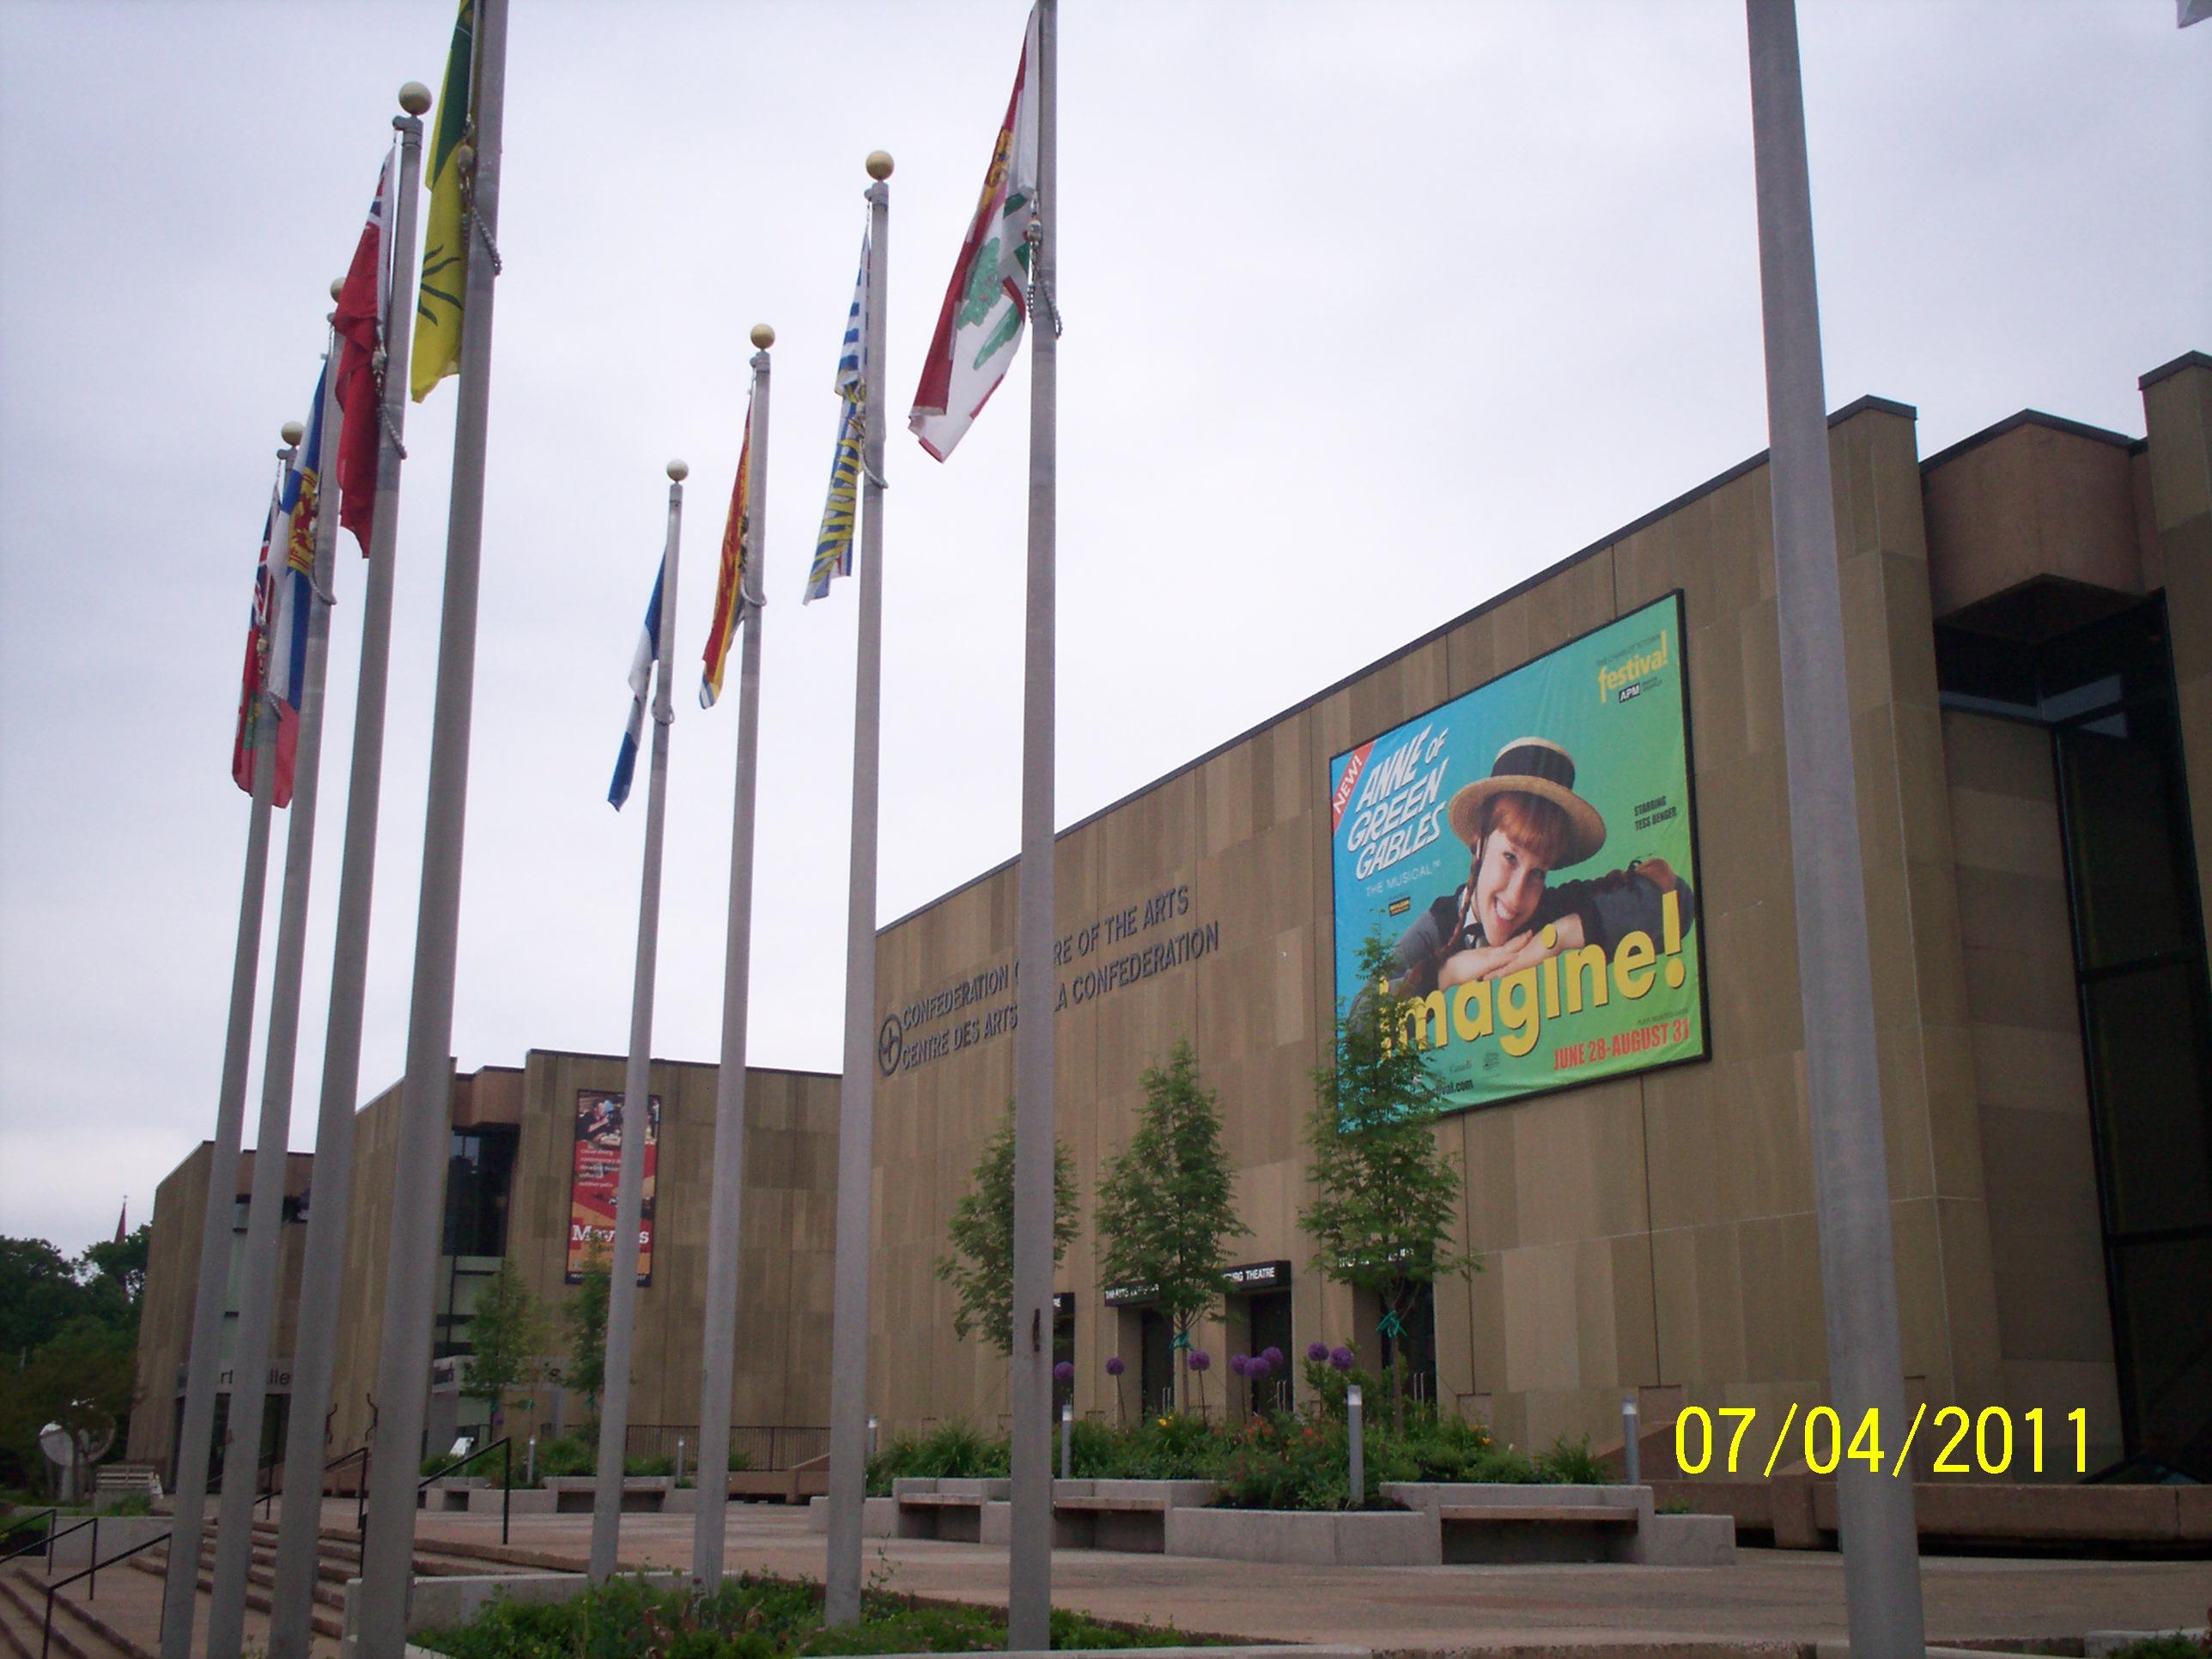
[1673,1405,2090,1478]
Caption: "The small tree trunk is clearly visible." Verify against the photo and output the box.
[1389,1291,1407,1435]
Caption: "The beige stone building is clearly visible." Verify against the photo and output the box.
[133,1054,841,1480]
[135,351,2212,1486]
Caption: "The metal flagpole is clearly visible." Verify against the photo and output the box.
[160,428,300,1659]
[267,84,428,1659]
[692,324,775,1588]
[1006,0,1059,1644]
[1744,2,1925,1650]
[207,331,348,1659]
[590,467,687,1582]
[356,0,507,1647]
[824,152,892,1628]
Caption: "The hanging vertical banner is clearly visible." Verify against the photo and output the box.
[1328,592,1709,1111]
[566,1089,659,1283]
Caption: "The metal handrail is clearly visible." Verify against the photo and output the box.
[40,1526,167,1659]
[30,1516,97,1577]
[417,1436,512,1546]
[0,1508,58,1567]
[256,1449,282,1518]
[323,1443,372,1534]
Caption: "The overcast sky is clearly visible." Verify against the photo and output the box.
[0,1,2204,1258]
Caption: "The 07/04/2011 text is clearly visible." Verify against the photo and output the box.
[1673,1403,2088,1478]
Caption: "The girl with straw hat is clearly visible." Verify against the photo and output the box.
[1388,737,1692,997]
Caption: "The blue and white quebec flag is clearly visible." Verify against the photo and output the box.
[607,557,665,809]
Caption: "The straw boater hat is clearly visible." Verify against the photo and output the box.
[1446,737,1607,869]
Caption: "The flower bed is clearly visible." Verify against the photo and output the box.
[868,1406,1602,1511]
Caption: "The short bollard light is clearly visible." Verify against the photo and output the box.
[526,1434,536,1486]
[866,1414,878,1462]
[1346,1383,1364,1503]
[1060,1401,1074,1480]
[677,1436,686,1490]
[1621,1396,1641,1488]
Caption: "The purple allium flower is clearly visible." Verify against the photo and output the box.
[1188,1349,1211,1372]
[1104,1355,1125,1376]
[1247,1358,1272,1381]
[1053,1360,1075,1383]
[1262,1346,1285,1369]
[1227,1353,1249,1377]
[1306,1341,1330,1364]
[1328,1346,1355,1372]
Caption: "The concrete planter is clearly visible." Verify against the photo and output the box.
[43,1515,168,1572]
[462,1486,553,1515]
[419,1475,489,1513]
[1164,1504,1437,1566]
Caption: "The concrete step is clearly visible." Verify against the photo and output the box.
[0,1565,153,1659]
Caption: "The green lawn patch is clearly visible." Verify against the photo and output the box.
[416,1572,1238,1658]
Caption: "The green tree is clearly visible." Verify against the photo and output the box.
[462,1259,549,1433]
[934,1103,1079,1357]
[0,1317,136,1498]
[1301,933,1477,1431]
[562,1247,611,1431]
[1095,1041,1249,1414]
[82,1224,152,1317]
[0,1238,94,1358]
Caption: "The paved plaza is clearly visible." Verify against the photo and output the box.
[406,1501,2211,1654]
[14,1499,2208,1657]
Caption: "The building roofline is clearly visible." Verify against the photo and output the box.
[878,395,1918,938]
[1919,408,2142,474]
[518,1046,838,1081]
[2139,349,2211,391]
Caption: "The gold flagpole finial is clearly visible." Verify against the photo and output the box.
[750,325,775,349]
[281,421,305,446]
[398,82,432,115]
[866,150,893,180]
[666,459,689,482]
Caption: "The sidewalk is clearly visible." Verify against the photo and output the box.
[414,1503,2212,1653]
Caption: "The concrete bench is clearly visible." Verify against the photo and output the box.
[1436,1503,1640,1525]
[1052,1492,1173,1552]
[1390,1483,1733,1566]
[542,1476,673,1514]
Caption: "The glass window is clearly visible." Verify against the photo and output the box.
[2061,708,2197,970]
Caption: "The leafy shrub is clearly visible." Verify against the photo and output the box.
[532,1434,597,1482]
[1534,1432,1607,1485]
[865,1420,1009,1495]
[2107,1639,2211,1659]
[1298,1353,1382,1423]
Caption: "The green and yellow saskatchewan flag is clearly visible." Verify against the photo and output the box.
[411,0,476,403]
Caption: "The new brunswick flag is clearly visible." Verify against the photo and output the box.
[411,0,476,402]
[908,6,1039,462]
[698,389,757,708]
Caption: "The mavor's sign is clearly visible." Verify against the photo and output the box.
[1328,592,1708,1111]
[567,1090,659,1284]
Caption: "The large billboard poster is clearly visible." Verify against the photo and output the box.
[566,1089,659,1284]
[1328,592,1706,1112]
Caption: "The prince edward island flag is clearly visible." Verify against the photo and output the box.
[908,6,1039,463]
